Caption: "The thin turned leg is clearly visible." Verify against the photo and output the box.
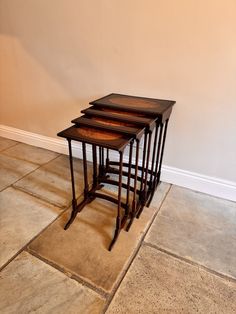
[98,147,103,177]
[136,131,152,218]
[101,147,105,170]
[148,120,168,206]
[126,140,139,231]
[109,151,123,251]
[92,144,98,188]
[149,122,159,189]
[65,139,77,222]
[156,119,169,187]
[153,123,163,187]
[64,141,89,230]
[106,148,109,171]
[82,142,89,197]
[146,123,163,206]
[124,141,133,220]
[139,131,147,198]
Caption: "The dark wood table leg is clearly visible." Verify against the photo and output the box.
[109,150,123,251]
[148,122,159,194]
[136,131,152,218]
[64,141,90,230]
[124,140,133,223]
[126,139,139,231]
[147,119,169,206]
[64,139,77,227]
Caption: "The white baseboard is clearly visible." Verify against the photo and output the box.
[161,166,236,202]
[1,124,236,202]
[0,124,83,158]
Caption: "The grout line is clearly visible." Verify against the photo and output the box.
[1,147,59,167]
[11,154,94,209]
[71,274,109,299]
[0,206,69,273]
[0,152,86,272]
[12,185,67,209]
[0,154,61,194]
[26,248,108,299]
[0,185,12,193]
[143,242,236,284]
[12,154,61,185]
[102,183,172,313]
[0,141,19,153]
[0,179,88,273]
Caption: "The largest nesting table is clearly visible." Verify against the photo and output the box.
[58,93,175,251]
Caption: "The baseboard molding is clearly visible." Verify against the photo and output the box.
[0,124,82,157]
[1,124,236,202]
[161,166,236,202]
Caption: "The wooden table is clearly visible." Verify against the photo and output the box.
[58,93,175,250]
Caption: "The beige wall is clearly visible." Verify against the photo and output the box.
[0,0,236,182]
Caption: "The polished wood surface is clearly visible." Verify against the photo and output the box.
[72,116,145,140]
[80,107,156,130]
[58,125,132,151]
[90,93,175,117]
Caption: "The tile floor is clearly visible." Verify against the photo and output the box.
[0,136,235,313]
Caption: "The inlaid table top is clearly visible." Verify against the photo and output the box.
[57,125,133,151]
[90,93,175,117]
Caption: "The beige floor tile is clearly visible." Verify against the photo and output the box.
[0,153,38,191]
[0,187,60,268]
[28,184,168,293]
[146,186,236,279]
[107,245,236,314]
[0,137,18,151]
[0,251,105,314]
[2,143,59,165]
[14,155,92,208]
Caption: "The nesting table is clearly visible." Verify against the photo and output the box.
[58,93,175,251]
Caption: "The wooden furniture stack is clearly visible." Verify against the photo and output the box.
[58,93,175,250]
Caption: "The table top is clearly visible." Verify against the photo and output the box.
[81,106,156,130]
[90,93,175,117]
[72,115,145,140]
[57,125,133,151]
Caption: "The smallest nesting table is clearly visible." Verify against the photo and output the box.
[58,122,144,251]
